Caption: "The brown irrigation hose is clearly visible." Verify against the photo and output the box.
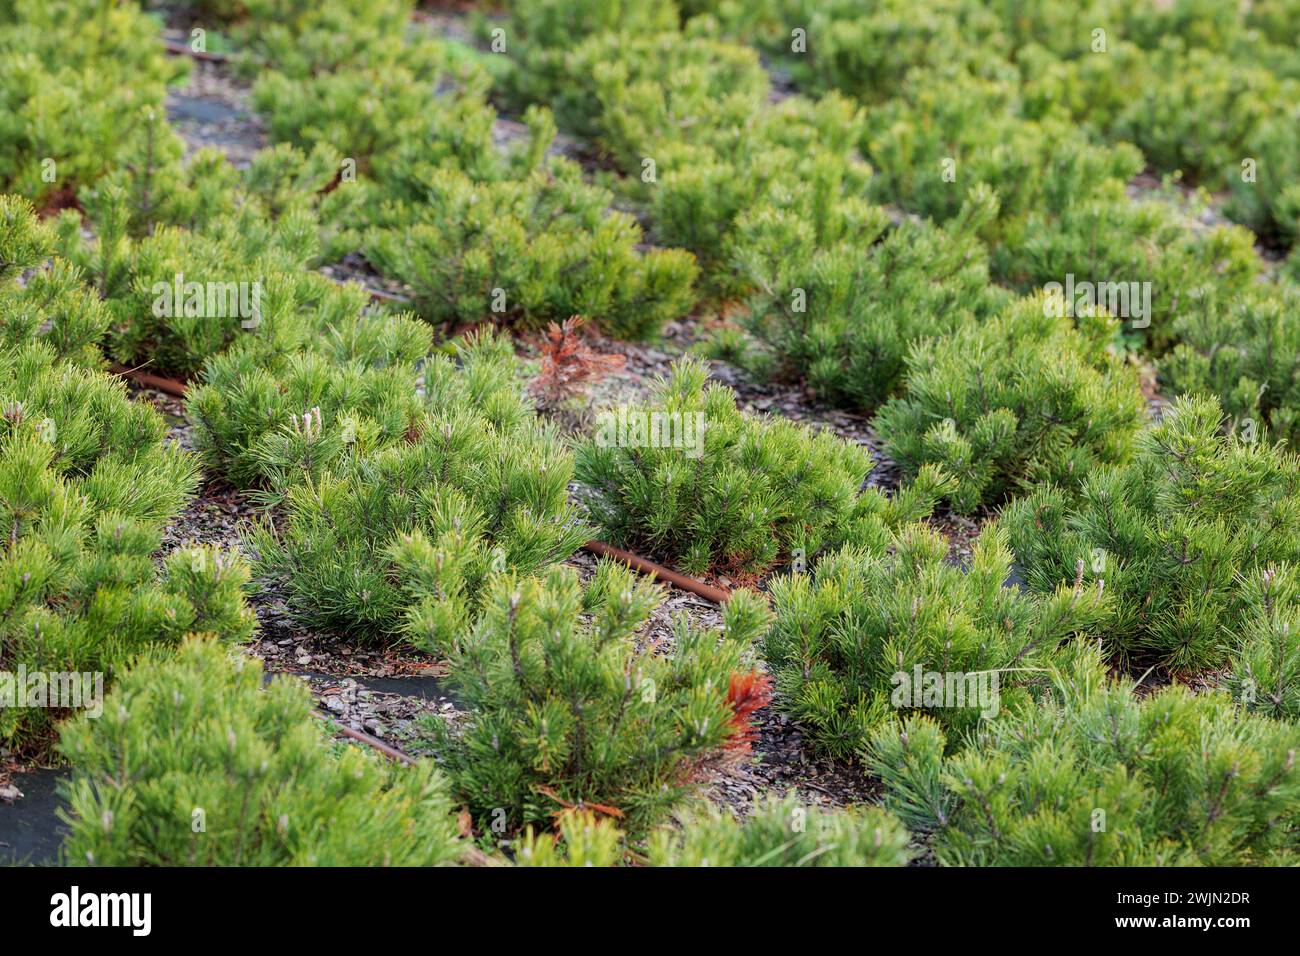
[581,540,733,604]
[312,711,418,766]
[110,364,190,397]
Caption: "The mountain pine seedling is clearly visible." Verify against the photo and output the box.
[718,190,1008,409]
[427,560,772,836]
[875,296,1145,513]
[355,162,698,339]
[187,306,432,492]
[763,524,1108,758]
[252,333,590,641]
[1003,395,1300,674]
[58,638,466,866]
[1161,283,1300,447]
[868,645,1300,865]
[0,196,110,368]
[0,0,187,206]
[575,357,951,579]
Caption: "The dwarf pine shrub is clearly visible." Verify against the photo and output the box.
[0,202,187,502]
[1161,283,1300,447]
[355,162,697,338]
[493,3,894,300]
[495,0,686,121]
[515,796,912,866]
[58,638,465,866]
[186,306,432,492]
[527,26,771,164]
[737,0,1300,248]
[57,138,362,371]
[0,194,48,281]
[1012,6,1300,233]
[253,38,486,171]
[0,348,256,752]
[1000,194,1261,353]
[704,0,1300,249]
[856,66,1259,342]
[253,333,590,640]
[498,13,881,300]
[1023,40,1295,198]
[228,0,424,74]
[717,189,1008,408]
[1226,113,1300,244]
[874,296,1145,513]
[68,127,331,246]
[0,193,257,753]
[646,92,881,299]
[0,0,187,205]
[58,175,331,377]
[763,524,1108,758]
[574,357,951,579]
[698,0,1008,105]
[428,560,772,836]
[1004,395,1300,674]
[862,69,1141,251]
[242,1,698,338]
[0,343,192,506]
[0,197,109,368]
[77,110,239,240]
[868,646,1300,865]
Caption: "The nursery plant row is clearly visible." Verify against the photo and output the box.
[1,0,1299,869]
